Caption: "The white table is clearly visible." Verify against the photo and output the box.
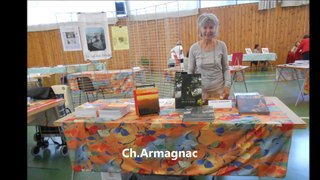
[228,53,277,70]
[273,64,309,106]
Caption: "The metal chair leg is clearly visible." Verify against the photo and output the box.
[79,91,81,106]
[85,92,89,102]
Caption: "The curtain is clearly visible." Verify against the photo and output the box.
[258,0,278,10]
[281,0,309,7]
[28,1,117,32]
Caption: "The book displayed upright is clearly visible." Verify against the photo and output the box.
[245,48,252,54]
[174,72,202,108]
[261,48,269,54]
[133,87,160,116]
[183,106,215,122]
[236,95,270,115]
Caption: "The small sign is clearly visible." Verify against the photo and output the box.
[262,48,269,54]
[208,100,232,109]
[245,48,252,54]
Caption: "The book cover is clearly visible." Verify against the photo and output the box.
[231,52,243,66]
[175,72,202,108]
[236,95,270,115]
[183,106,215,122]
[133,87,160,116]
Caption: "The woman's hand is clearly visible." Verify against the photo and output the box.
[222,87,230,99]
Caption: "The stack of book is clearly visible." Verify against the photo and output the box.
[75,102,105,118]
[182,106,215,122]
[236,95,270,115]
[234,92,260,98]
[98,103,131,120]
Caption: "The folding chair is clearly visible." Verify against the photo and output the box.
[76,76,105,104]
[230,52,248,92]
[51,84,74,112]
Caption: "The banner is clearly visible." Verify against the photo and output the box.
[111,26,129,50]
[78,12,112,61]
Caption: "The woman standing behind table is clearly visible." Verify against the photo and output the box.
[188,13,231,103]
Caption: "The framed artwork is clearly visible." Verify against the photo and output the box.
[111,26,129,50]
[245,48,252,54]
[59,26,82,51]
[78,12,112,61]
[262,48,269,54]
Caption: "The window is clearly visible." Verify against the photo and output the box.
[28,1,117,26]
[200,0,258,8]
[115,1,127,17]
[127,1,199,20]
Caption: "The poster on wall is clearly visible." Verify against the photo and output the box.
[78,12,112,61]
[59,26,82,51]
[111,26,129,50]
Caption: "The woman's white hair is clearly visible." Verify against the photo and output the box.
[197,13,219,38]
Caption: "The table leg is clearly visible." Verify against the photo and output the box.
[268,61,273,71]
[273,68,283,96]
[294,69,306,106]
[240,70,248,92]
[231,72,236,92]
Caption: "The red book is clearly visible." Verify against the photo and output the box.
[231,52,243,66]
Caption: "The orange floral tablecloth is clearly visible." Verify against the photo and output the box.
[67,69,145,95]
[61,98,293,178]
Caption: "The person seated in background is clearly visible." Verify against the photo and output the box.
[286,41,301,64]
[250,44,259,69]
[295,34,309,60]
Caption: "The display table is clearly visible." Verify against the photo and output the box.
[27,63,105,74]
[228,53,277,70]
[274,64,309,106]
[28,99,65,125]
[54,97,305,178]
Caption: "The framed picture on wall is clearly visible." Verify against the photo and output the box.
[78,12,112,61]
[59,26,82,51]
